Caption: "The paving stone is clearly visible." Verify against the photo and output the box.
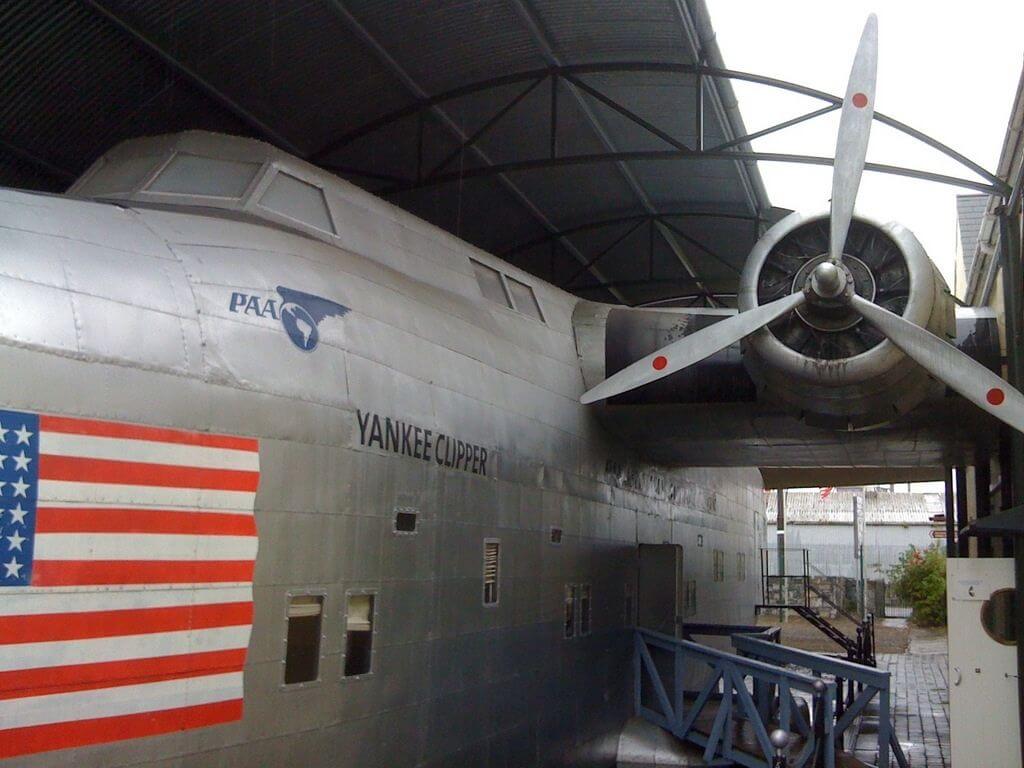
[850,651,949,767]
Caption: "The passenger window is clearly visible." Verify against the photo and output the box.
[471,259,512,308]
[284,594,324,685]
[579,584,592,636]
[506,277,544,322]
[564,584,578,639]
[394,508,417,534]
[343,593,376,677]
[483,540,501,606]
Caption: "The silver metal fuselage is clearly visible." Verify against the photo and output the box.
[0,144,762,767]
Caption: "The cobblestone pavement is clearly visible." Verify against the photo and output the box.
[851,635,950,768]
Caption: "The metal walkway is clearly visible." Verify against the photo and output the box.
[634,625,909,767]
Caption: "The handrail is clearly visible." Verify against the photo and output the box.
[635,627,835,767]
[733,635,906,768]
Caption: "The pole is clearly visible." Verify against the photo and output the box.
[944,467,956,558]
[777,488,786,614]
[955,467,970,558]
[997,206,1024,766]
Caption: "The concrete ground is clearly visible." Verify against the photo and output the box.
[756,613,911,654]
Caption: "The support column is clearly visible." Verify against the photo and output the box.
[997,206,1024,766]
[955,467,970,558]
[976,449,993,557]
[944,468,955,559]
[777,488,786,613]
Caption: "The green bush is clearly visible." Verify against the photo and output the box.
[888,545,947,627]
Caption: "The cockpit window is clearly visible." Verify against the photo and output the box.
[147,153,260,198]
[258,171,336,234]
[506,276,544,321]
[471,259,512,308]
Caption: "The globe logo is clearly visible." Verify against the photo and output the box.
[280,303,319,351]
[275,286,350,353]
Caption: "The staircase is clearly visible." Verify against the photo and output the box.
[757,548,876,666]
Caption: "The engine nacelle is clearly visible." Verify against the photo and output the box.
[738,210,954,430]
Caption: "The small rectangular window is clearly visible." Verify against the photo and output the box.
[394,508,417,533]
[685,579,697,617]
[564,584,578,639]
[506,277,544,322]
[549,526,563,545]
[471,259,512,308]
[579,584,592,636]
[284,594,323,685]
[344,593,375,677]
[737,552,746,581]
[713,550,725,582]
[483,539,500,606]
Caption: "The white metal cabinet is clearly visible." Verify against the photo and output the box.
[947,557,1020,767]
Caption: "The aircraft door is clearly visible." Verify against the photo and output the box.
[637,543,684,637]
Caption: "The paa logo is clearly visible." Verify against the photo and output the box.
[229,286,350,352]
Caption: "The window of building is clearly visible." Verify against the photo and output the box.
[284,594,324,685]
[394,508,418,534]
[148,153,261,198]
[549,526,563,545]
[471,259,512,308]
[343,592,376,677]
[564,584,578,639]
[713,550,725,582]
[579,584,592,636]
[483,539,500,606]
[506,276,544,322]
[258,171,335,233]
[737,552,747,582]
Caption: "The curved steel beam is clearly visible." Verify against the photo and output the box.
[352,150,1003,196]
[500,210,758,257]
[311,61,1007,195]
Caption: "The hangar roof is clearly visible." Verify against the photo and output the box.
[0,0,777,307]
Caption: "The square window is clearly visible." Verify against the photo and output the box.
[549,526,563,545]
[394,508,417,533]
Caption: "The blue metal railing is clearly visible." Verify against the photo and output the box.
[732,635,907,768]
[635,627,835,767]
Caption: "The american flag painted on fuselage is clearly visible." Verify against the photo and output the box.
[0,409,260,759]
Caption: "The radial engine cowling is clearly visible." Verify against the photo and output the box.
[739,211,954,430]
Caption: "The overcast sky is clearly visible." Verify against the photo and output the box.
[709,1,1024,287]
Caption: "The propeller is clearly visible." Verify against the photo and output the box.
[829,14,877,266]
[580,15,878,406]
[579,15,1024,436]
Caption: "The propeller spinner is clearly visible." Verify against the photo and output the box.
[580,15,1024,435]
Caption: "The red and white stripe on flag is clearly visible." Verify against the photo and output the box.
[0,411,259,759]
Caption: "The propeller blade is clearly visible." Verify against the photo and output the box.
[580,292,806,404]
[829,14,878,265]
[851,294,1024,433]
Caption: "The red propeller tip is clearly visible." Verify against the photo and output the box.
[987,388,1006,406]
[852,92,868,108]
[652,355,668,371]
